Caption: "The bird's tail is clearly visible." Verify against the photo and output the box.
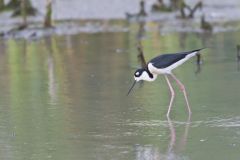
[191,47,207,54]
[186,47,207,59]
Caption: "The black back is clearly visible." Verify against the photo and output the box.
[149,49,202,69]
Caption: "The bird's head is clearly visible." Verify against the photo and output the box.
[127,68,157,96]
[134,68,157,82]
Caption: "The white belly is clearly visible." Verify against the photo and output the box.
[148,63,171,74]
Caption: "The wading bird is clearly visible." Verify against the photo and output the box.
[127,48,206,117]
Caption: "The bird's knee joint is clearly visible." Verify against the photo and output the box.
[180,86,185,92]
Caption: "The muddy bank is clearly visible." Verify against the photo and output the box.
[30,0,240,21]
[0,0,240,39]
[0,20,130,40]
[1,18,239,40]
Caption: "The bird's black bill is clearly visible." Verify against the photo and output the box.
[127,80,137,96]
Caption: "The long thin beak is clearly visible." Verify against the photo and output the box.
[127,80,137,96]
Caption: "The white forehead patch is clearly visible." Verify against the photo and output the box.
[135,72,140,76]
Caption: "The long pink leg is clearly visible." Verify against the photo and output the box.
[170,74,192,115]
[165,75,175,117]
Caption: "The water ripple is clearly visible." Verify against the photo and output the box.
[205,116,240,127]
[123,116,240,128]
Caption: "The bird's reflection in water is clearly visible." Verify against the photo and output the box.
[135,115,191,160]
[179,32,206,75]
[136,21,147,87]
[136,42,147,87]
[195,53,202,74]
[137,21,146,41]
[137,42,147,68]
[237,45,240,71]
[136,20,147,69]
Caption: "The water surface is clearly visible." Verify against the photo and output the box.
[0,23,240,160]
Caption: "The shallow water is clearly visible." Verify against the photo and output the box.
[0,22,240,160]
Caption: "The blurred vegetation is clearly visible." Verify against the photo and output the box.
[0,0,52,30]
[200,14,212,32]
[13,0,37,17]
[152,0,173,12]
[151,0,203,19]
[0,0,4,10]
[3,0,37,16]
[44,0,52,28]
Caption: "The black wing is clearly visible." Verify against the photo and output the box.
[149,49,203,69]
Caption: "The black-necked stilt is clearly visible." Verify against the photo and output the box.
[127,48,206,116]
